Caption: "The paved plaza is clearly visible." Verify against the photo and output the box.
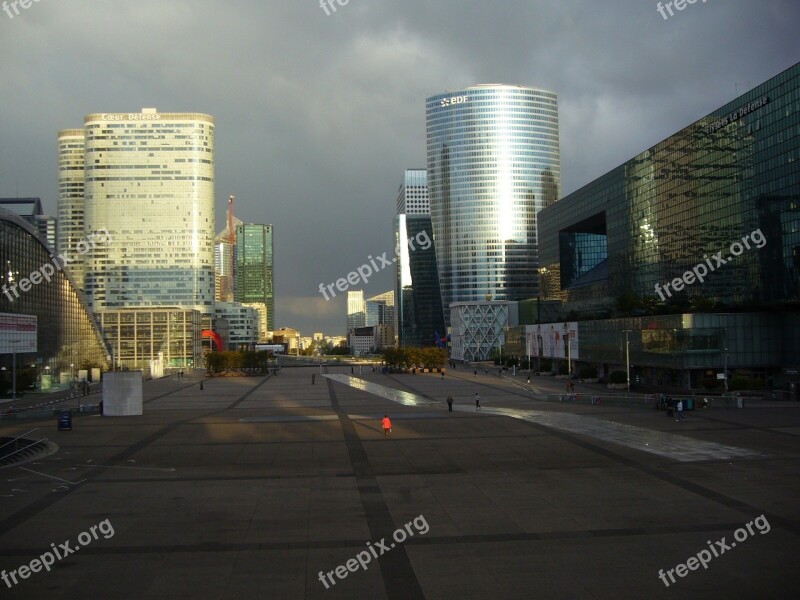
[0,366,799,599]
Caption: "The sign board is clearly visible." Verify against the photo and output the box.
[0,313,37,353]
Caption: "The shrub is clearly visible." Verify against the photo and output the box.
[609,370,628,384]
[579,365,598,379]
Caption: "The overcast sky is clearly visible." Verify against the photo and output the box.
[1,0,798,336]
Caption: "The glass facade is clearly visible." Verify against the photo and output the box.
[427,85,561,315]
[395,214,446,347]
[536,62,800,387]
[98,308,201,369]
[79,109,216,314]
[539,63,800,313]
[234,223,274,331]
[346,290,365,331]
[57,129,87,288]
[0,209,110,381]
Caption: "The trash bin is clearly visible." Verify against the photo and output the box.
[685,398,694,411]
[58,409,72,431]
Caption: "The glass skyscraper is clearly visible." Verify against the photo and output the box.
[75,109,216,315]
[234,223,274,332]
[426,85,561,315]
[57,128,87,288]
[394,169,446,347]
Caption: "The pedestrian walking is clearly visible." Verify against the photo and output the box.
[447,396,453,412]
[475,393,481,410]
[382,415,392,436]
[351,366,354,374]
[441,369,445,380]
[526,375,530,384]
[474,370,478,377]
[676,400,686,421]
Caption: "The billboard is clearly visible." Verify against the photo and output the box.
[525,322,579,360]
[0,313,37,353]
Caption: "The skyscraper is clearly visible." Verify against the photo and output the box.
[234,223,274,332]
[346,290,365,331]
[77,108,216,314]
[57,128,87,287]
[394,169,446,347]
[426,85,561,316]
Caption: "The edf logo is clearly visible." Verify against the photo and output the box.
[441,96,469,107]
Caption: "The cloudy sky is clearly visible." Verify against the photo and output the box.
[1,0,798,336]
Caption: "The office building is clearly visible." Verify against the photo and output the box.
[536,62,800,390]
[427,85,561,316]
[57,128,87,287]
[234,223,274,332]
[365,290,394,327]
[347,290,365,331]
[394,169,446,347]
[69,108,216,314]
[0,198,57,249]
[0,208,110,382]
[213,302,259,351]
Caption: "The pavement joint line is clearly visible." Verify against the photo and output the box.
[0,375,272,537]
[335,374,800,539]
[0,520,772,557]
[325,375,425,600]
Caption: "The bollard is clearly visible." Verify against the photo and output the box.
[312,374,316,385]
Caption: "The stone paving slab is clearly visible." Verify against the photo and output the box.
[0,367,797,599]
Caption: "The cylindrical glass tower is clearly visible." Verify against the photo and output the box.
[426,85,561,316]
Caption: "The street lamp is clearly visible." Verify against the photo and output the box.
[624,331,631,392]
[723,329,729,394]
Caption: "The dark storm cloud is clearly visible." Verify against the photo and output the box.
[1,0,798,334]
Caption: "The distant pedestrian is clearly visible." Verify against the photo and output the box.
[382,415,392,435]
[676,400,686,421]
[475,393,481,410]
[351,366,354,374]
[441,369,445,380]
[447,396,453,412]
[474,370,477,377]
[526,375,530,384]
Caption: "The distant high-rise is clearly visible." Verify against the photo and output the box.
[57,129,87,286]
[394,169,446,347]
[234,223,274,331]
[76,108,216,313]
[0,198,57,250]
[347,290,365,332]
[426,85,561,314]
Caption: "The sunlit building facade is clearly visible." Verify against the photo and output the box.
[427,85,561,317]
[0,208,110,382]
[394,169,446,347]
[79,109,216,314]
[57,129,87,288]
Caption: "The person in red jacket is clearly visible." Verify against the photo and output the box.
[382,415,392,436]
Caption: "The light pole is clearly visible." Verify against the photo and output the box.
[625,331,631,392]
[723,329,729,394]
